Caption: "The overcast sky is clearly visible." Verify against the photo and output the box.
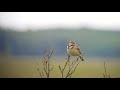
[0,12,120,31]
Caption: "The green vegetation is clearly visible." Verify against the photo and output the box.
[0,27,120,58]
[0,56,120,78]
[0,27,120,78]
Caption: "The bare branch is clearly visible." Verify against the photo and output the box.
[43,67,48,77]
[37,68,42,78]
[42,72,45,78]
[50,65,54,71]
[103,61,111,78]
[70,60,80,75]
[66,60,80,78]
[36,48,54,78]
[62,59,69,71]
[58,65,62,72]
[59,57,81,78]
[58,66,63,78]
[49,49,54,59]
[69,59,78,71]
[104,61,107,77]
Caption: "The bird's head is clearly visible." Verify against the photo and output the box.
[69,40,75,46]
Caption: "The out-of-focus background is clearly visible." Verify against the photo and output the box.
[0,12,120,78]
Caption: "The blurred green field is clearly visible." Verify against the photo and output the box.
[0,56,120,78]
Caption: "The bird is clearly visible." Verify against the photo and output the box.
[67,40,84,61]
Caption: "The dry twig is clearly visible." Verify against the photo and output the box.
[59,57,81,78]
[36,48,54,78]
[103,61,110,78]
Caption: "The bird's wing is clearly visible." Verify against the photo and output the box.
[75,45,82,54]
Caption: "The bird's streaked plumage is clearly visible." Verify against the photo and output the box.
[67,41,84,61]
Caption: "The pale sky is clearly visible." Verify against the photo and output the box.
[0,12,120,31]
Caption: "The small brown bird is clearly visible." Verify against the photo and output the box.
[67,40,84,61]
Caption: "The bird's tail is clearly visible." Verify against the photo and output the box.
[79,55,84,61]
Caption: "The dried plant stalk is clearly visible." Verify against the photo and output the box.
[103,61,110,78]
[36,48,54,78]
[59,57,81,78]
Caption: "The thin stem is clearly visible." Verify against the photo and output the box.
[104,61,107,78]
[67,60,80,78]
[66,60,80,78]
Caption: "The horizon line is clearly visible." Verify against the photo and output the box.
[0,26,120,32]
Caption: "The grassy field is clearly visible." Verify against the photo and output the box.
[0,56,120,78]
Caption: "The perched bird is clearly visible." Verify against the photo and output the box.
[67,40,84,61]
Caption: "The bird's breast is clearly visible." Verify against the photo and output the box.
[67,47,80,56]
